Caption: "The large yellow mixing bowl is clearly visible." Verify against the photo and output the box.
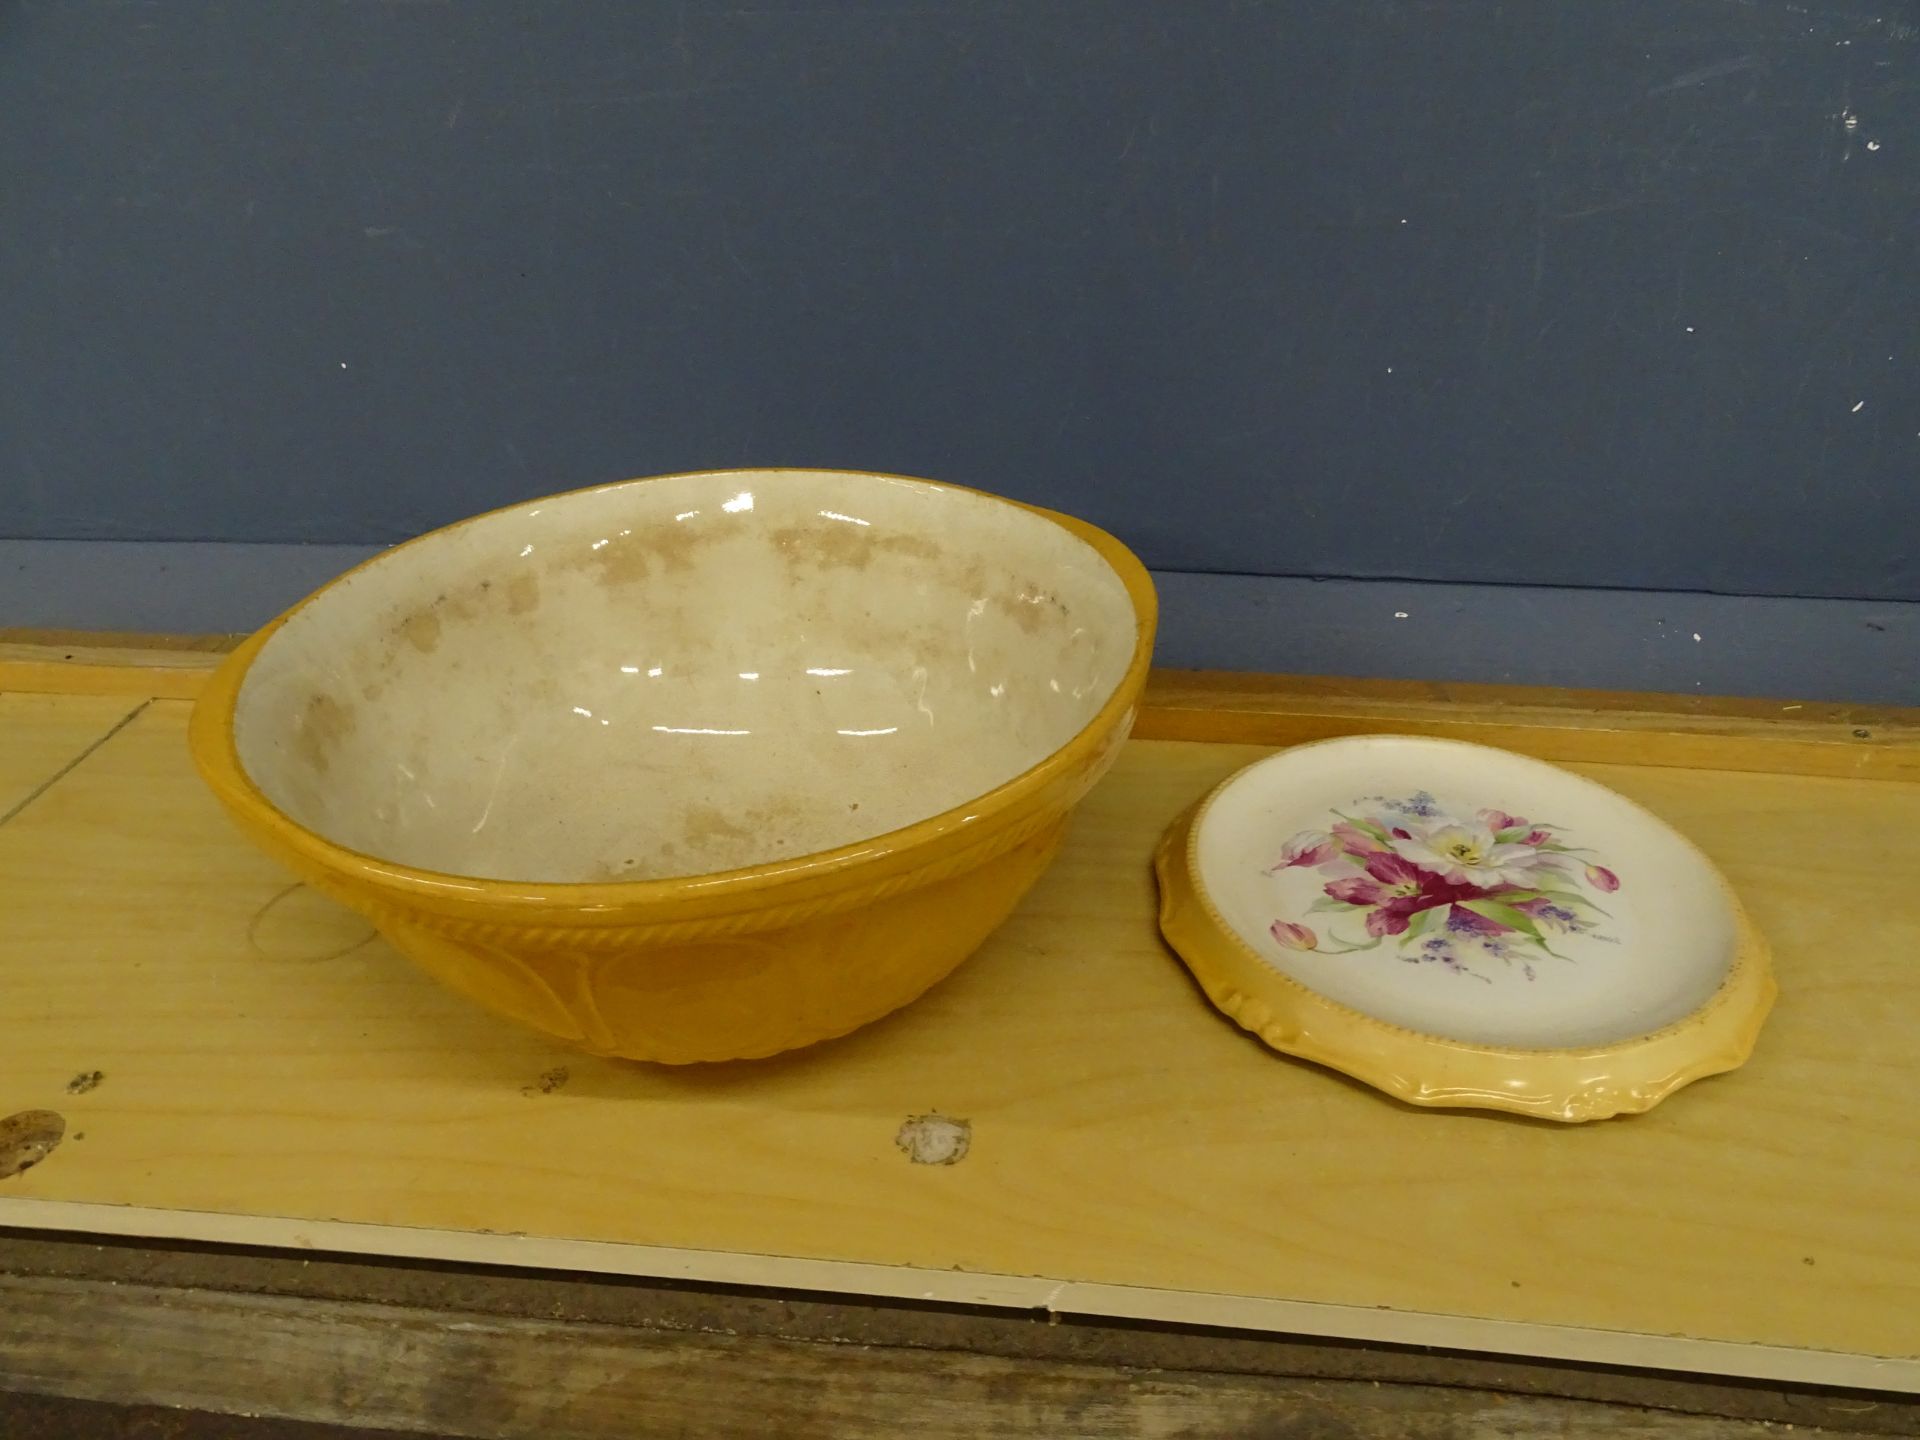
[191,469,1156,1061]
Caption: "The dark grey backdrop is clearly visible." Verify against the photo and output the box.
[5,0,1917,605]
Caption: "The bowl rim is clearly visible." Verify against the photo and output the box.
[189,467,1158,918]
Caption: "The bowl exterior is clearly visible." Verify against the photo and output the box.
[188,471,1156,1062]
[382,819,1068,1062]
[197,689,1119,1061]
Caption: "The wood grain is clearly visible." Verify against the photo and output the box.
[0,1272,1868,1440]
[9,1229,1910,1433]
[0,641,225,698]
[0,693,145,818]
[1140,669,1920,782]
[0,697,1916,1389]
[0,1392,419,1440]
[0,629,243,654]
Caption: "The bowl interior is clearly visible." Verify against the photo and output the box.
[232,471,1142,883]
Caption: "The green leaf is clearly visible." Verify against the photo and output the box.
[1459,899,1545,941]
[1494,826,1532,843]
[1308,895,1364,914]
[1320,934,1383,955]
[1331,809,1395,844]
[1459,900,1573,960]
[1403,907,1440,941]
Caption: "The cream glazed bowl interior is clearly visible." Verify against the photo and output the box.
[191,469,1157,1062]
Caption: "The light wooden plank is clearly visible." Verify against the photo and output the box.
[0,693,145,819]
[0,628,243,653]
[0,700,1916,1389]
[0,1273,1859,1440]
[0,643,222,698]
[1139,669,1920,782]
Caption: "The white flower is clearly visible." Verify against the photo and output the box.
[1397,822,1553,888]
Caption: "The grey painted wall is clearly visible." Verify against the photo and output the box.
[4,0,1918,605]
[4,540,1915,704]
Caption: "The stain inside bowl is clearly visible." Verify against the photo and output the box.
[231,472,1140,884]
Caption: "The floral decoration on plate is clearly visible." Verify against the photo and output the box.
[1265,791,1622,982]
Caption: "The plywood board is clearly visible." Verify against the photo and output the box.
[0,689,1917,1392]
[0,693,143,818]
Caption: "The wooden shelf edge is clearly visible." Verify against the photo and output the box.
[6,1270,1874,1440]
[0,636,232,699]
[1137,669,1918,781]
[0,1198,1912,1397]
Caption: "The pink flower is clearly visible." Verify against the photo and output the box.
[1585,864,1621,893]
[1365,908,1410,938]
[1270,829,1336,872]
[1269,920,1318,951]
[1522,829,1552,846]
[1323,852,1425,907]
[1326,876,1383,905]
[1365,852,1423,886]
[1331,821,1390,857]
[1478,809,1528,832]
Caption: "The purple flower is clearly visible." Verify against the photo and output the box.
[1446,905,1511,937]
